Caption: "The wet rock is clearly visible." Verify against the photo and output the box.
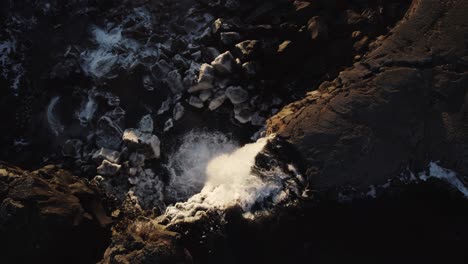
[234,40,260,60]
[97,160,121,176]
[92,148,121,164]
[142,75,154,91]
[199,90,212,102]
[307,16,328,41]
[123,129,161,160]
[189,96,204,109]
[188,63,215,92]
[173,102,185,121]
[96,115,124,151]
[203,47,220,62]
[167,70,184,94]
[62,139,83,158]
[164,118,174,132]
[220,32,242,46]
[211,51,235,74]
[226,86,249,104]
[138,114,154,133]
[208,92,227,110]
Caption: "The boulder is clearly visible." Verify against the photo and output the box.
[138,114,154,133]
[92,148,121,164]
[188,63,215,93]
[211,51,235,74]
[123,129,161,159]
[208,92,227,110]
[220,32,242,46]
[173,102,185,121]
[226,86,249,104]
[97,160,121,176]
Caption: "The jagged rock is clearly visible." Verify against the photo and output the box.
[157,98,171,115]
[251,112,266,126]
[99,219,192,264]
[142,75,154,91]
[62,139,83,158]
[267,0,468,191]
[92,148,121,164]
[220,32,242,45]
[211,51,235,74]
[235,109,253,124]
[242,61,258,76]
[167,70,184,94]
[129,152,146,167]
[96,115,124,151]
[203,47,220,61]
[152,60,172,78]
[138,114,154,133]
[188,96,204,109]
[226,86,249,104]
[164,118,174,132]
[199,90,212,102]
[97,160,121,176]
[173,102,185,120]
[208,92,227,110]
[123,129,161,159]
[307,16,328,41]
[188,63,215,93]
[0,163,111,263]
[235,40,260,60]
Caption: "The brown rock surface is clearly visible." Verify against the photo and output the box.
[0,163,112,263]
[267,0,468,191]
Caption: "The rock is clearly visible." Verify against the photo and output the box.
[138,114,154,133]
[97,160,121,176]
[199,90,212,102]
[235,109,253,124]
[267,0,468,191]
[157,98,171,115]
[307,16,328,41]
[96,115,124,150]
[92,148,121,164]
[203,47,220,62]
[173,102,185,121]
[167,70,184,94]
[188,63,215,93]
[142,75,154,91]
[99,219,192,264]
[188,96,204,109]
[164,118,174,132]
[226,86,249,104]
[220,32,242,46]
[129,152,146,167]
[62,139,83,158]
[211,51,235,74]
[251,112,266,126]
[242,61,258,76]
[208,92,227,110]
[0,163,111,263]
[123,129,161,159]
[235,40,260,60]
[152,60,172,78]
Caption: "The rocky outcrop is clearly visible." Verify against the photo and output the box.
[267,0,468,191]
[0,163,112,263]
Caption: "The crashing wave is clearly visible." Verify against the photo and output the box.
[158,133,305,226]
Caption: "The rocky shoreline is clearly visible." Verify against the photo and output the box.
[1,0,467,263]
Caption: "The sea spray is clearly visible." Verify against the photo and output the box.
[160,133,304,225]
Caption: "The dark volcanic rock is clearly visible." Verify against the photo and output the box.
[267,0,468,191]
[0,162,112,263]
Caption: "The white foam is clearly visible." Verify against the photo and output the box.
[425,162,468,197]
[47,96,64,136]
[162,134,301,225]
